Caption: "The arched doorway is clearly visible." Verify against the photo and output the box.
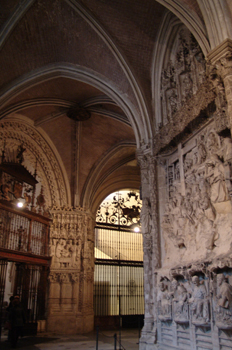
[94,189,144,329]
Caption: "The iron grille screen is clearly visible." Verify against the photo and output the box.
[94,190,144,317]
[94,264,144,316]
[0,208,48,256]
[95,227,143,261]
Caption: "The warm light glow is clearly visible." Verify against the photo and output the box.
[17,201,24,208]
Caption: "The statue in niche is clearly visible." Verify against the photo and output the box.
[205,154,228,203]
[189,276,209,325]
[170,279,188,323]
[62,239,74,258]
[215,274,232,329]
[157,281,172,321]
[140,198,152,235]
[56,238,66,258]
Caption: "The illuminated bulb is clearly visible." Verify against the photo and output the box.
[17,201,24,208]
[134,226,140,233]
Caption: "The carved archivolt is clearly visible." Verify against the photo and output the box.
[0,118,68,207]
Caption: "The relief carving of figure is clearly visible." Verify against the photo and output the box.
[181,190,194,225]
[205,154,228,203]
[184,153,193,173]
[195,190,217,251]
[189,276,209,325]
[168,90,178,120]
[207,132,219,155]
[215,274,232,329]
[181,73,193,103]
[140,198,152,235]
[197,136,207,164]
[170,279,188,323]
[56,238,65,258]
[62,239,74,258]
[157,281,172,321]
[222,137,232,199]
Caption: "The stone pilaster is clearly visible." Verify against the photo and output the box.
[137,147,160,350]
[47,207,94,334]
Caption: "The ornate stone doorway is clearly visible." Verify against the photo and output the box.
[94,190,144,329]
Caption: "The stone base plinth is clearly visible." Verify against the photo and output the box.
[47,312,94,334]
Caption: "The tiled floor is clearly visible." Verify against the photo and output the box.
[0,328,140,350]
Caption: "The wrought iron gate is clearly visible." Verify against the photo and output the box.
[94,190,144,327]
[0,261,48,339]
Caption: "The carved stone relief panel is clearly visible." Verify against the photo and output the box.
[159,120,232,267]
[160,28,206,126]
[155,261,232,350]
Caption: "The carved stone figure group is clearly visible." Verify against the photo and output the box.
[157,271,232,329]
[161,124,232,262]
[160,28,205,125]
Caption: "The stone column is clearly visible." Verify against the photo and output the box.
[47,208,94,334]
[137,148,161,350]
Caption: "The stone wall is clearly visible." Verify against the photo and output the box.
[139,37,232,350]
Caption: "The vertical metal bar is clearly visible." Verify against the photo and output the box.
[96,325,99,350]
[114,333,117,350]
[27,219,32,252]
[44,225,49,256]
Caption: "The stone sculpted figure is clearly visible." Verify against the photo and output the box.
[216,274,232,329]
[140,198,152,235]
[189,276,209,325]
[157,281,172,321]
[170,279,188,323]
[205,154,228,203]
[222,137,232,199]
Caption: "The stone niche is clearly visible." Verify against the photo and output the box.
[159,120,232,267]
